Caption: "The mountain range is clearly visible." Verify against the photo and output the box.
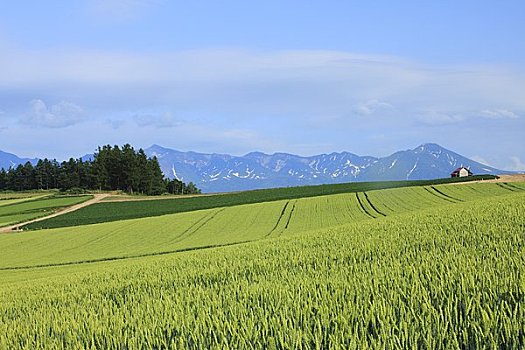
[144,143,512,192]
[0,143,514,193]
[0,150,38,172]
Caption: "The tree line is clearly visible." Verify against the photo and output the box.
[0,144,200,195]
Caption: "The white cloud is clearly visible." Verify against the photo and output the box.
[417,108,521,126]
[105,119,126,130]
[480,109,520,119]
[0,47,524,162]
[1,48,523,122]
[0,48,523,106]
[133,112,182,128]
[507,156,525,171]
[353,100,394,116]
[22,99,86,128]
[470,155,493,167]
[417,110,465,126]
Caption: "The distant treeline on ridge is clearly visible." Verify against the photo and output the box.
[0,144,200,195]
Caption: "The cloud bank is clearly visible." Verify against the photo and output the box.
[1,49,523,122]
[22,100,86,128]
[0,46,523,168]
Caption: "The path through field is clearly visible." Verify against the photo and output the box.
[447,174,525,185]
[0,194,109,233]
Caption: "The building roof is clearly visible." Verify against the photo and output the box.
[451,166,473,175]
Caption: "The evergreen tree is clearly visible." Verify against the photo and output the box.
[0,144,201,195]
[93,146,111,190]
[145,157,166,195]
[184,182,201,195]
[0,169,7,191]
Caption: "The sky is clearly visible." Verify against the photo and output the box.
[0,0,524,170]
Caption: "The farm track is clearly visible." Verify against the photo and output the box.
[283,201,296,230]
[0,194,109,233]
[0,189,524,348]
[444,174,525,185]
[265,201,290,237]
[1,184,523,271]
[504,182,525,191]
[363,192,386,217]
[171,208,226,244]
[496,182,520,192]
[430,186,463,202]
[423,187,456,203]
[355,193,376,219]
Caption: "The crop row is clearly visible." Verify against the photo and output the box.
[0,192,523,348]
[0,195,92,228]
[24,175,498,229]
[1,183,520,270]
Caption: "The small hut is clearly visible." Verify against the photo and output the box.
[450,166,472,178]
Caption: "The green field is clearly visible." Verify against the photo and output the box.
[0,192,53,207]
[24,175,498,230]
[1,183,520,270]
[0,185,523,348]
[0,191,56,200]
[0,195,92,228]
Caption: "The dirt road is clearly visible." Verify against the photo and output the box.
[0,194,110,233]
[446,174,525,186]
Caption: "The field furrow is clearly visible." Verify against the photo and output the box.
[0,183,520,270]
[0,191,522,348]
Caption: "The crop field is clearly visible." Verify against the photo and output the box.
[0,201,286,269]
[0,195,92,228]
[0,191,55,200]
[1,183,521,270]
[24,175,499,230]
[0,193,52,207]
[0,189,523,348]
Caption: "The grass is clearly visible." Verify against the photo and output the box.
[0,190,56,200]
[2,183,518,270]
[0,195,92,228]
[24,175,498,230]
[0,191,523,348]
[0,195,49,207]
[0,192,54,206]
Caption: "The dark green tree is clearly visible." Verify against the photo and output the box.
[0,144,201,195]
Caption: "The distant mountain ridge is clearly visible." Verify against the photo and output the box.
[144,143,512,193]
[0,143,513,193]
[0,150,38,170]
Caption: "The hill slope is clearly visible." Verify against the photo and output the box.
[0,190,524,348]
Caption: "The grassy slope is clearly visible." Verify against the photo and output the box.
[0,192,523,348]
[0,191,56,200]
[0,194,51,207]
[0,195,92,228]
[1,183,518,270]
[24,175,497,230]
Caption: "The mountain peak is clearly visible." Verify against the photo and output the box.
[415,143,446,152]
[2,143,510,193]
[244,151,270,158]
[0,151,38,170]
[148,144,171,152]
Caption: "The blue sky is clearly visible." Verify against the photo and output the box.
[0,0,524,170]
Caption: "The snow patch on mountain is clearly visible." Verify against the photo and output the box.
[142,143,512,193]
